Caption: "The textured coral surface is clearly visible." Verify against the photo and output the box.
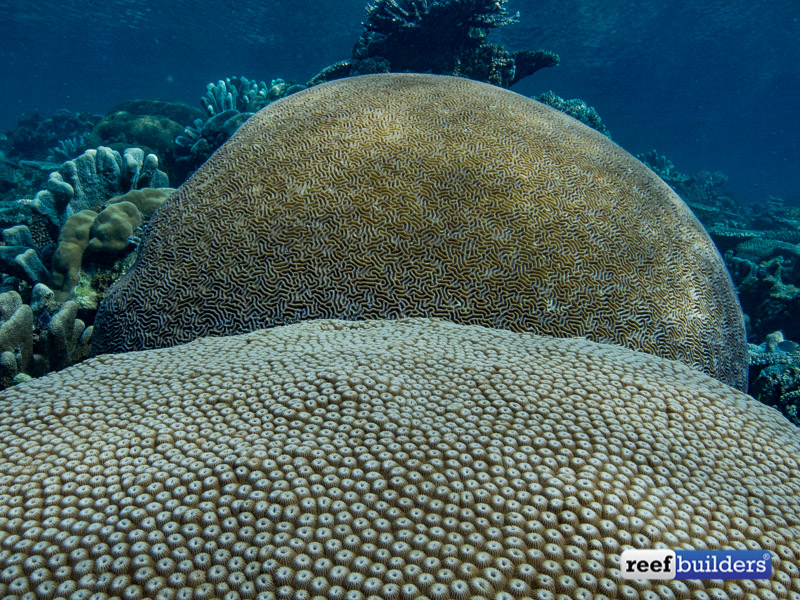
[93,73,746,389]
[2,319,799,599]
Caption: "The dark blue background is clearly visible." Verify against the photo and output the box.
[1,0,798,203]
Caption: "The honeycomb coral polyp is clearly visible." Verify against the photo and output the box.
[91,73,747,390]
[2,318,799,599]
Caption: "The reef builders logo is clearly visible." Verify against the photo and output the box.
[621,549,772,580]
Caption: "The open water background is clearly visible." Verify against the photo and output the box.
[1,0,798,203]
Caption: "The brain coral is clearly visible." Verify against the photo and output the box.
[2,318,799,599]
[92,73,747,390]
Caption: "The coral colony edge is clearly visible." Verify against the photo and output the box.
[0,1,799,599]
[1,319,800,600]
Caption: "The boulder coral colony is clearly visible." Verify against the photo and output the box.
[0,0,799,598]
[2,319,800,599]
[93,74,747,392]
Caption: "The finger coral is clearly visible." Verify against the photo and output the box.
[93,73,747,390]
[1,318,799,599]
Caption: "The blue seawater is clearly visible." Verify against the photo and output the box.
[0,0,797,202]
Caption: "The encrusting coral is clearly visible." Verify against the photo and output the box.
[1,318,799,599]
[94,73,747,391]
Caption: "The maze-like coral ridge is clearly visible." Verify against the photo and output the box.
[92,73,747,390]
[2,319,800,599]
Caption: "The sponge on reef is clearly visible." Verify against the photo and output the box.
[92,73,748,390]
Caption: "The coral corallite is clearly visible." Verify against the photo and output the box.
[2,318,800,599]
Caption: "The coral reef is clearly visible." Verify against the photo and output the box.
[732,253,800,341]
[637,150,741,227]
[0,147,173,386]
[2,318,800,598]
[0,287,91,387]
[0,148,170,309]
[309,0,558,87]
[749,330,800,425]
[0,109,101,162]
[49,187,174,296]
[94,74,746,390]
[0,157,57,204]
[175,76,305,176]
[534,90,610,137]
[637,150,800,348]
[29,146,168,229]
[713,198,799,344]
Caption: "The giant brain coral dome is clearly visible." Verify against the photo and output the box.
[2,319,799,599]
[92,73,747,390]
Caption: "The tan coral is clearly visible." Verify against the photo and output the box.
[2,318,800,599]
[50,210,97,292]
[92,74,746,390]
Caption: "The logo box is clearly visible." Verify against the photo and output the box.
[621,549,772,580]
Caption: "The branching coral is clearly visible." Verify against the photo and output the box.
[310,0,558,88]
[175,76,306,173]
[534,90,610,137]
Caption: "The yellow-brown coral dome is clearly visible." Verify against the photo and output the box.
[92,75,748,390]
[2,318,799,599]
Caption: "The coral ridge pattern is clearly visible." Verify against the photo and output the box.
[93,74,746,391]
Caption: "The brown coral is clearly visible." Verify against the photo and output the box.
[2,318,799,599]
[50,210,97,292]
[92,73,747,390]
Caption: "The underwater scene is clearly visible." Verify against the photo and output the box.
[0,0,800,599]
